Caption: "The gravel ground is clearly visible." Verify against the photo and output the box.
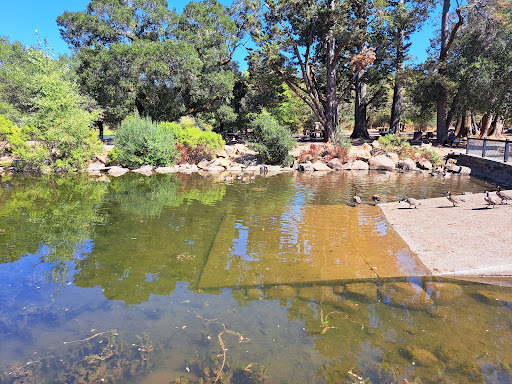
[380,191,512,276]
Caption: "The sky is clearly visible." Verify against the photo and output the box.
[0,0,436,70]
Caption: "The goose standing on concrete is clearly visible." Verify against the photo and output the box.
[446,191,465,207]
[399,197,421,209]
[497,186,512,204]
[484,191,501,208]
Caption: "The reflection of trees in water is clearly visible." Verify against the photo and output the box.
[0,174,107,266]
[0,173,227,291]
[73,174,228,304]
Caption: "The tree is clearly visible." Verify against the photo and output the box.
[414,0,512,139]
[251,0,354,143]
[387,0,433,133]
[57,0,246,128]
[0,36,38,125]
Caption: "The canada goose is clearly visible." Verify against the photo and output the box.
[399,197,421,209]
[484,191,500,208]
[353,195,361,205]
[497,186,512,204]
[372,195,382,203]
[446,191,465,207]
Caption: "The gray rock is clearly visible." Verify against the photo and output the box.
[298,162,315,172]
[386,152,400,164]
[132,165,154,175]
[327,158,343,170]
[88,161,107,172]
[108,166,129,176]
[155,166,179,174]
[369,155,395,170]
[351,160,370,170]
[397,158,417,170]
[197,159,210,169]
[178,164,199,172]
[312,161,332,171]
[417,158,433,170]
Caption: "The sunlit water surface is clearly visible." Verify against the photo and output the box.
[0,171,510,383]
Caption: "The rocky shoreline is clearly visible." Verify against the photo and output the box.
[0,141,470,178]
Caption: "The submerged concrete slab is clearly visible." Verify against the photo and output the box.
[380,192,512,276]
[198,205,429,289]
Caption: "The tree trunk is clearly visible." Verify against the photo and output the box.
[488,115,504,137]
[436,1,463,144]
[479,112,495,137]
[95,120,104,140]
[390,3,404,134]
[390,75,403,134]
[324,24,339,143]
[437,87,448,143]
[454,115,463,136]
[352,68,369,139]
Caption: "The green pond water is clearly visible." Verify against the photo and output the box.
[0,171,510,384]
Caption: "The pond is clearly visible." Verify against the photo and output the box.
[0,171,510,384]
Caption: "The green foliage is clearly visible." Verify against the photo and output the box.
[114,116,178,168]
[0,41,102,172]
[160,117,225,150]
[378,133,441,166]
[378,133,408,149]
[57,0,244,127]
[248,110,296,166]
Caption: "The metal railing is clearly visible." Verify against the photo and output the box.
[466,137,510,162]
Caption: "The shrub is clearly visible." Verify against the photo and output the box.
[114,116,178,168]
[176,144,214,164]
[160,118,225,150]
[248,110,296,166]
[377,133,441,166]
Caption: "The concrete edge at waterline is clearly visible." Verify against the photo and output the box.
[379,192,512,278]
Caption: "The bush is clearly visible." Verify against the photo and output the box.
[248,110,296,166]
[377,133,441,166]
[3,46,103,172]
[160,117,225,150]
[114,116,178,168]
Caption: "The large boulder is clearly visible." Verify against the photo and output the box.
[299,162,315,172]
[155,166,179,174]
[350,148,372,160]
[88,161,107,172]
[369,155,395,170]
[351,160,370,170]
[212,157,231,168]
[178,164,199,172]
[361,142,373,151]
[197,159,210,169]
[417,158,433,170]
[132,165,154,176]
[386,152,400,164]
[447,164,471,175]
[327,158,343,170]
[312,161,332,171]
[397,158,417,170]
[108,166,129,177]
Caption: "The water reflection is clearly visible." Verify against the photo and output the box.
[0,171,509,383]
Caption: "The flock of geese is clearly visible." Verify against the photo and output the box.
[353,186,512,209]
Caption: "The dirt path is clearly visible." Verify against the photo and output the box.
[380,191,512,276]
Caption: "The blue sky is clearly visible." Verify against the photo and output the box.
[0,0,435,70]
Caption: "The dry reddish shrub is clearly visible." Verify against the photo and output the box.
[176,144,214,164]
